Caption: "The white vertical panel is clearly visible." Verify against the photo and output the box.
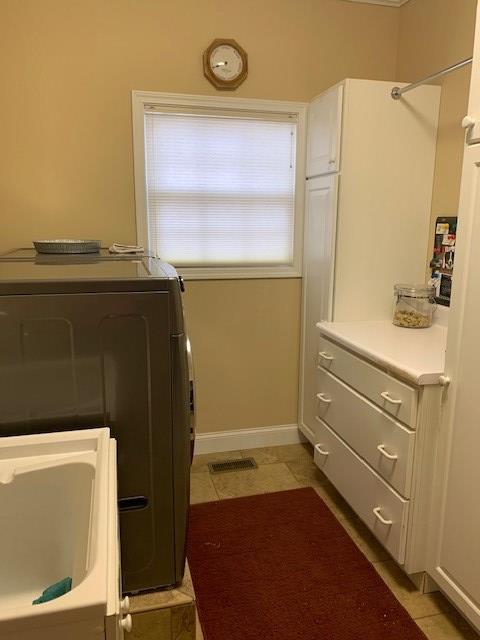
[300,174,338,434]
[428,136,480,632]
[334,79,440,321]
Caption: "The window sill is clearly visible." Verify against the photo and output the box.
[176,266,302,280]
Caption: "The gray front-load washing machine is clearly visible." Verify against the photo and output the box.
[0,248,195,593]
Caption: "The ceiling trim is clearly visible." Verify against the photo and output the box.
[342,0,410,7]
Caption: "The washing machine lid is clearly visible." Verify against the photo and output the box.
[0,249,180,295]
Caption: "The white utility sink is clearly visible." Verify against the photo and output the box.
[0,428,129,640]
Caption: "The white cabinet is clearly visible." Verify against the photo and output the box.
[300,78,440,446]
[428,5,480,629]
[315,368,415,496]
[303,175,338,324]
[429,142,480,632]
[317,335,418,427]
[302,333,441,574]
[304,78,440,323]
[301,175,338,435]
[306,85,343,176]
[314,419,410,563]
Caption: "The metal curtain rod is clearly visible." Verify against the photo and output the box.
[391,56,473,100]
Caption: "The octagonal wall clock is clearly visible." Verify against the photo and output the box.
[203,38,248,90]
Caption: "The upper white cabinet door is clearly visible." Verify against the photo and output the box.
[306,85,343,177]
[300,174,338,436]
[428,105,480,630]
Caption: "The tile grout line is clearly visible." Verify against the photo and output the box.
[209,473,221,501]
[282,462,304,486]
[411,611,446,622]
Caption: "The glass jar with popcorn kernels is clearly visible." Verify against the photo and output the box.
[393,284,436,329]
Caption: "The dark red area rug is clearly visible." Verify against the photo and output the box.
[187,487,427,640]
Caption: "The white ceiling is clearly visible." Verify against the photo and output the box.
[343,0,410,6]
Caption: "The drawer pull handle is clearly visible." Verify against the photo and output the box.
[316,392,332,404]
[314,444,330,457]
[121,596,130,614]
[120,614,133,633]
[319,351,334,361]
[377,444,398,461]
[373,507,393,526]
[380,391,402,405]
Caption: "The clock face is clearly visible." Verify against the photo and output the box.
[203,39,248,90]
[210,45,244,81]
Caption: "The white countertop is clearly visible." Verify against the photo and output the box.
[316,320,447,385]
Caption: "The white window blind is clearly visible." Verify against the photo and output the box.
[144,109,297,267]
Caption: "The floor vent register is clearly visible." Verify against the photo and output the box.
[208,458,257,474]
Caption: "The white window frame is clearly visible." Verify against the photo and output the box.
[132,91,307,280]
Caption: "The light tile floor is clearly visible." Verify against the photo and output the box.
[191,442,480,640]
[130,562,197,640]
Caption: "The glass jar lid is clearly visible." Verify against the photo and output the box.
[394,283,436,298]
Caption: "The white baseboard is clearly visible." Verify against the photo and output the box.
[194,423,304,455]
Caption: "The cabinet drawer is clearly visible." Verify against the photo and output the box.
[313,419,409,564]
[316,369,415,496]
[318,335,418,427]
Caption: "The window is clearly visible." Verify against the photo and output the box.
[132,92,306,278]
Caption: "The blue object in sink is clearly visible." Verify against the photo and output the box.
[32,577,72,605]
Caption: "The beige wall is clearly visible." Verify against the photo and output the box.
[184,279,301,431]
[0,0,399,251]
[397,0,477,270]
[0,0,400,434]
